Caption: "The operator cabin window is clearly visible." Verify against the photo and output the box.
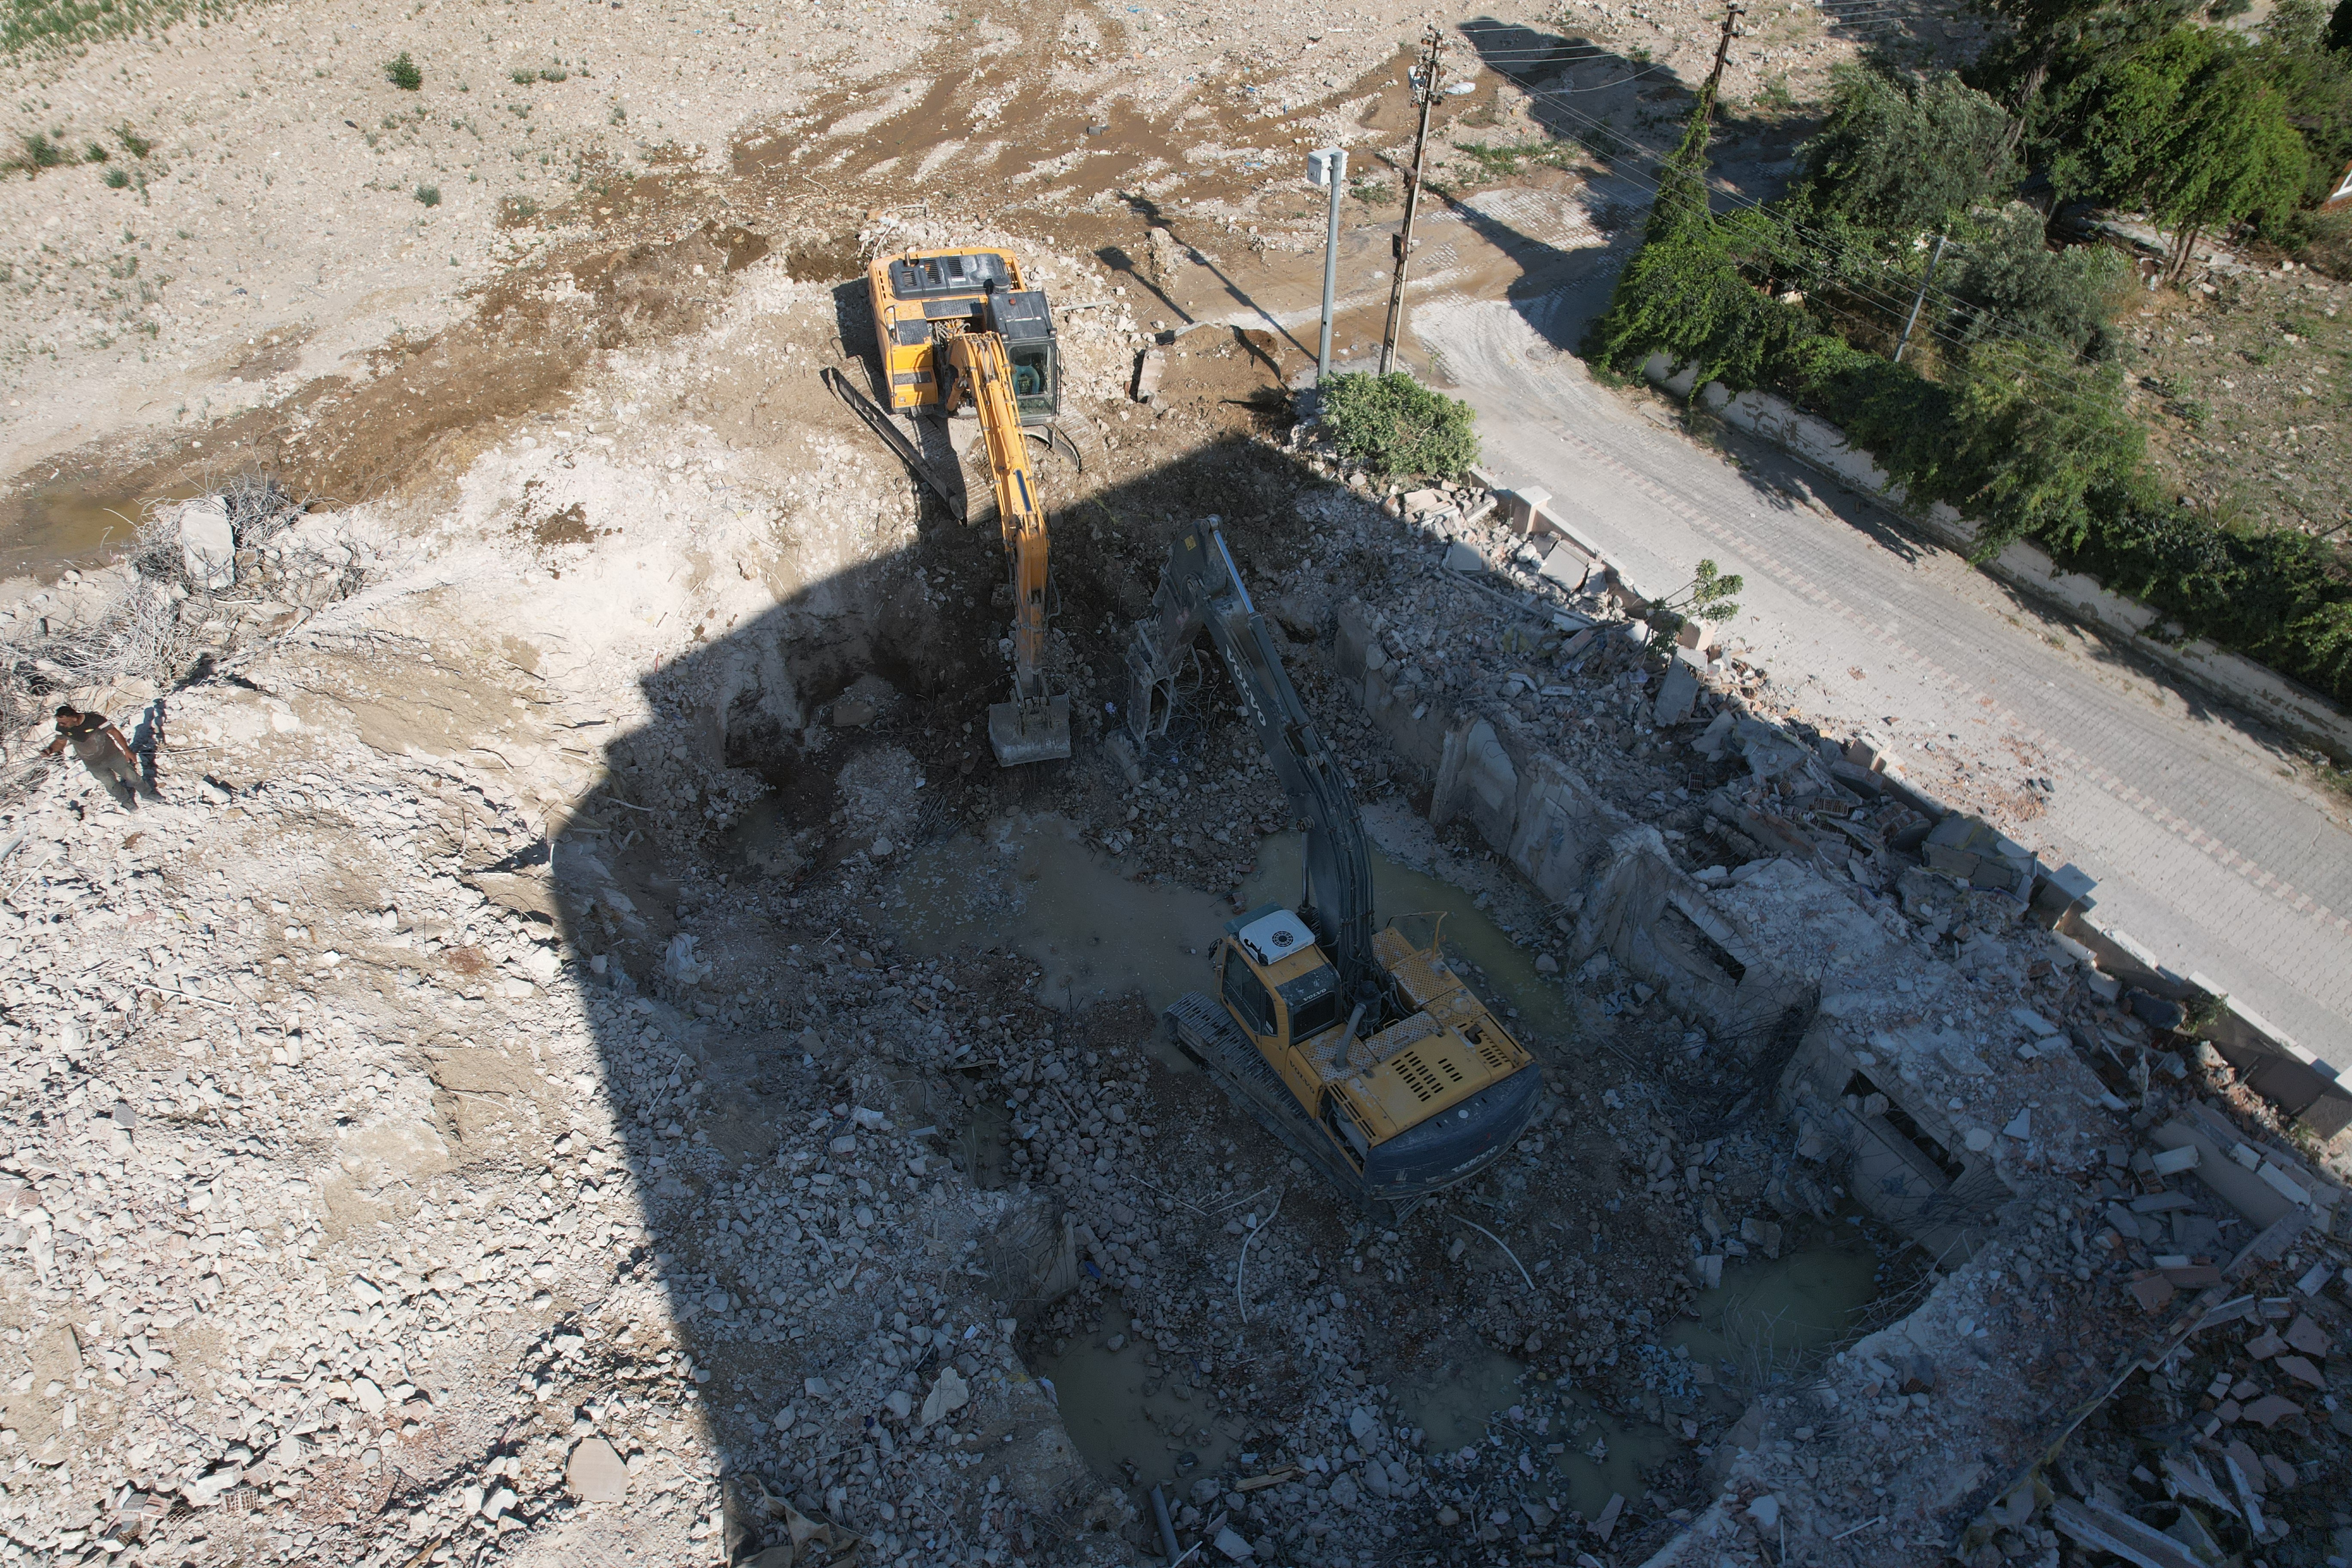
[1222,956,1277,1036]
[1008,340,1058,421]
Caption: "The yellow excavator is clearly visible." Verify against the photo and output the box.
[1126,525,1545,1218]
[838,247,1069,766]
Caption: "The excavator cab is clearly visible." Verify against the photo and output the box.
[1181,901,1544,1215]
[868,249,1059,425]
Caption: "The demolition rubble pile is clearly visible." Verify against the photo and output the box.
[0,245,2344,1568]
[1241,447,2352,1567]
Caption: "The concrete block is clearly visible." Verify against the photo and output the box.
[1694,709,1735,758]
[1653,661,1700,726]
[1442,541,1487,575]
[1133,347,1167,404]
[1401,487,1453,521]
[1503,484,1552,533]
[177,497,236,591]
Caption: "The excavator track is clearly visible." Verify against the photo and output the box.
[1164,992,1422,1223]
[820,367,963,515]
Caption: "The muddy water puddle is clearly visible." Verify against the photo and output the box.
[1393,1242,1878,1519]
[869,812,1226,1026]
[1037,1300,1245,1494]
[1239,832,1576,1042]
[1664,1242,1880,1377]
[0,481,190,580]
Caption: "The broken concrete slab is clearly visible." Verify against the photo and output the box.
[1442,540,1487,574]
[1652,659,1699,726]
[566,1437,631,1504]
[176,496,237,591]
[1133,346,1167,404]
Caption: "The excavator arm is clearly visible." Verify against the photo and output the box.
[943,330,1071,765]
[1124,525,1379,1005]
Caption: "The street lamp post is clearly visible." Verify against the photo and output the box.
[1307,147,1348,382]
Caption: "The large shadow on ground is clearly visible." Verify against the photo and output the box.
[530,340,1461,1563]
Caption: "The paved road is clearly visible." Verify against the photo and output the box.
[1402,230,2352,1072]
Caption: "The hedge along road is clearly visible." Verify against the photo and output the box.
[1412,274,2352,1078]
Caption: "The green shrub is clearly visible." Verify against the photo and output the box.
[19,132,66,169]
[114,124,151,159]
[386,52,423,91]
[1318,372,1480,479]
[414,183,441,207]
[510,66,535,84]
[104,166,129,188]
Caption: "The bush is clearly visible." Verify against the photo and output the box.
[104,167,129,189]
[1317,372,1480,479]
[385,52,423,91]
[414,183,441,207]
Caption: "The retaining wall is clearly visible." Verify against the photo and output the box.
[1407,448,2352,1139]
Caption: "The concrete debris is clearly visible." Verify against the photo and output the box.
[566,1436,632,1503]
[174,497,239,592]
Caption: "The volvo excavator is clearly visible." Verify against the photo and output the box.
[1126,524,1545,1219]
[833,246,1070,766]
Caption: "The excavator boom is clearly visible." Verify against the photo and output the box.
[861,248,1069,766]
[1125,525,1375,1000]
[943,331,1070,765]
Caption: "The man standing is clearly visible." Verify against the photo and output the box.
[41,705,155,808]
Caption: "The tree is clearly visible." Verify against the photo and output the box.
[1789,66,2015,239]
[1942,206,2128,359]
[2145,49,2310,276]
[2255,0,2352,211]
[2049,28,2308,279]
[1976,0,2191,157]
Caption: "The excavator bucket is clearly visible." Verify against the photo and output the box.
[988,694,1072,766]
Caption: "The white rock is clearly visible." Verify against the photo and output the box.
[177,498,236,591]
[566,1437,630,1503]
[1963,1128,1994,1154]
[885,1390,912,1420]
[921,1366,970,1427]
[350,1376,386,1414]
[1748,1494,1780,1530]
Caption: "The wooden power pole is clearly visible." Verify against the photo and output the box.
[1700,1,1745,129]
[1378,26,1444,377]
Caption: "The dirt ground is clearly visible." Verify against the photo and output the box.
[10,2,2346,1568]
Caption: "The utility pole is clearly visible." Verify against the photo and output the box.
[1699,1,1745,131]
[1307,147,1348,383]
[1893,232,1949,363]
[1378,25,1443,377]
